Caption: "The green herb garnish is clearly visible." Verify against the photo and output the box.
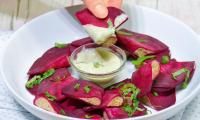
[60,109,66,115]
[152,91,159,96]
[116,30,133,36]
[26,69,55,88]
[107,18,113,28]
[161,55,170,64]
[132,55,155,67]
[55,42,68,48]
[84,86,91,93]
[45,91,56,101]
[85,114,93,119]
[172,68,190,89]
[74,83,80,90]
[137,38,147,43]
[93,62,103,68]
[123,104,133,117]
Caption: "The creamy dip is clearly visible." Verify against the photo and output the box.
[74,47,122,74]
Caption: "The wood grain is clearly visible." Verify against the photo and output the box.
[0,0,199,34]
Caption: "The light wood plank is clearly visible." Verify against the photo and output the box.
[158,0,200,34]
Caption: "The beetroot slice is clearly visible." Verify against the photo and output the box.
[34,95,62,114]
[116,29,169,57]
[103,104,147,119]
[28,47,70,75]
[153,59,195,91]
[140,89,176,111]
[132,60,160,97]
[36,68,76,101]
[76,7,128,44]
[76,7,128,28]
[60,99,102,119]
[62,80,104,106]
[71,37,93,47]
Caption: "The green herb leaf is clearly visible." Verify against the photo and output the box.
[42,69,55,79]
[137,38,147,43]
[132,55,155,67]
[45,91,56,101]
[85,114,93,119]
[116,30,133,36]
[107,18,113,28]
[123,105,133,117]
[152,91,159,96]
[74,83,80,90]
[60,109,66,115]
[55,42,68,48]
[93,62,103,68]
[172,68,190,89]
[84,86,91,93]
[161,55,170,64]
[26,75,42,88]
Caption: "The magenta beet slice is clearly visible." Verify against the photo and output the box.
[36,68,76,101]
[28,47,70,75]
[132,60,160,97]
[140,89,176,110]
[76,7,128,44]
[103,104,147,119]
[153,59,195,91]
[62,80,104,106]
[34,95,62,114]
[60,99,102,119]
[71,37,93,47]
[76,7,128,28]
[116,29,169,57]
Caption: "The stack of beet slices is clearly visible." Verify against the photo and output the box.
[25,7,195,119]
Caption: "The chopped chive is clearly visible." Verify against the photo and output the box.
[93,62,103,68]
[132,55,155,67]
[26,69,55,88]
[74,83,80,90]
[107,18,113,28]
[55,42,68,48]
[60,109,66,115]
[85,114,93,119]
[116,30,133,36]
[152,91,159,96]
[45,91,56,101]
[172,68,190,89]
[161,55,170,64]
[137,38,147,43]
[84,86,91,93]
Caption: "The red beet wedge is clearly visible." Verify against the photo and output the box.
[62,80,104,106]
[76,7,128,44]
[132,60,160,97]
[153,59,195,92]
[116,29,169,57]
[140,89,176,111]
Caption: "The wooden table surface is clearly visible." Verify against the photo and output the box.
[0,0,200,34]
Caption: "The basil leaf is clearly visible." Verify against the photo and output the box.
[45,91,56,101]
[55,42,68,48]
[161,55,170,64]
[132,55,155,67]
[172,68,190,89]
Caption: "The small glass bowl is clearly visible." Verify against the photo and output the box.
[69,43,126,84]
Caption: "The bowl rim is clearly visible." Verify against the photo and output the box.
[69,43,127,76]
[0,5,200,120]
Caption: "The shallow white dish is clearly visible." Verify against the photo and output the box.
[1,3,200,120]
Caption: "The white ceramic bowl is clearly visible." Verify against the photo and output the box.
[1,3,200,120]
